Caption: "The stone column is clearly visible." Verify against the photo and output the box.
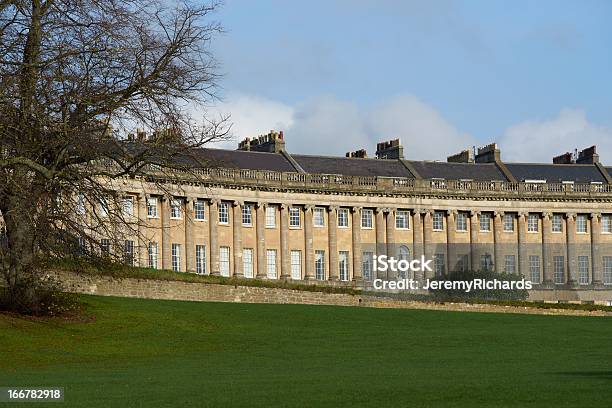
[326,207,338,280]
[566,213,577,285]
[542,212,553,285]
[304,205,315,280]
[255,202,266,279]
[185,197,195,273]
[591,213,602,285]
[412,211,424,281]
[161,196,171,270]
[469,210,480,271]
[375,208,386,264]
[423,210,433,279]
[232,201,243,277]
[137,193,147,267]
[279,203,290,280]
[209,199,220,276]
[349,206,360,282]
[518,212,528,279]
[494,211,504,273]
[446,210,456,274]
[385,208,396,278]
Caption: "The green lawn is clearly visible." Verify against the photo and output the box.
[1,296,611,408]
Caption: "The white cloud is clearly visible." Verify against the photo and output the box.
[213,93,475,160]
[498,108,612,163]
[211,94,612,165]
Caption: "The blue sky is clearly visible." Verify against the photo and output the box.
[206,0,612,162]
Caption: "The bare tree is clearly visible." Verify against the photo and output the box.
[0,0,229,313]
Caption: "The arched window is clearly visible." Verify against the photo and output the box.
[398,245,411,278]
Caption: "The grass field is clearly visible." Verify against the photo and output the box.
[1,296,611,407]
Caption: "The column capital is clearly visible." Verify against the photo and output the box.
[542,211,552,219]
[375,207,386,214]
[566,212,577,220]
[518,211,529,218]
[279,203,289,210]
[232,200,243,207]
[447,209,457,216]
[414,208,427,215]
[328,205,339,212]
[470,210,481,217]
[590,212,601,220]
[494,210,505,217]
[210,198,221,206]
[351,206,362,213]
[255,201,266,209]
[304,204,315,212]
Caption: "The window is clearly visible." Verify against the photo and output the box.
[398,246,411,278]
[265,205,276,228]
[480,253,493,272]
[552,214,563,233]
[503,214,514,232]
[122,196,134,217]
[602,215,612,234]
[456,212,467,232]
[504,255,516,274]
[361,209,373,229]
[362,252,373,281]
[99,198,109,217]
[313,208,325,227]
[196,245,206,275]
[289,207,301,228]
[172,243,181,272]
[529,255,540,283]
[220,246,230,277]
[147,197,158,218]
[554,256,565,284]
[432,212,444,231]
[396,210,410,229]
[338,208,349,228]
[266,249,277,279]
[479,213,491,232]
[456,254,469,272]
[604,256,612,285]
[434,254,445,277]
[194,200,206,221]
[528,214,539,232]
[218,202,229,224]
[170,199,182,219]
[290,250,302,280]
[76,193,86,215]
[339,251,350,281]
[578,256,589,285]
[124,240,134,266]
[315,250,326,280]
[242,204,253,226]
[148,242,158,269]
[100,239,111,256]
[576,215,587,233]
[243,248,253,278]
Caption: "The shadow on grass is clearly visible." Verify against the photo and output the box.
[554,371,612,380]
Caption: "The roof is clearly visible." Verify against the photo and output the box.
[505,163,607,183]
[191,148,296,172]
[406,161,508,181]
[292,154,414,177]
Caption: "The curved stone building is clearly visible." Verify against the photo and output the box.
[120,131,612,303]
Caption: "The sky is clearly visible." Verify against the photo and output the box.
[202,0,612,163]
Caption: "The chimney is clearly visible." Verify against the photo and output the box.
[447,149,473,163]
[475,143,501,163]
[576,145,599,164]
[346,149,367,158]
[375,139,404,159]
[237,130,286,153]
[553,152,575,164]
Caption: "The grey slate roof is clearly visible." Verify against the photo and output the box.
[406,161,508,181]
[505,163,606,183]
[192,148,296,172]
[292,154,414,177]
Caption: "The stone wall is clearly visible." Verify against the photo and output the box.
[53,271,612,316]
